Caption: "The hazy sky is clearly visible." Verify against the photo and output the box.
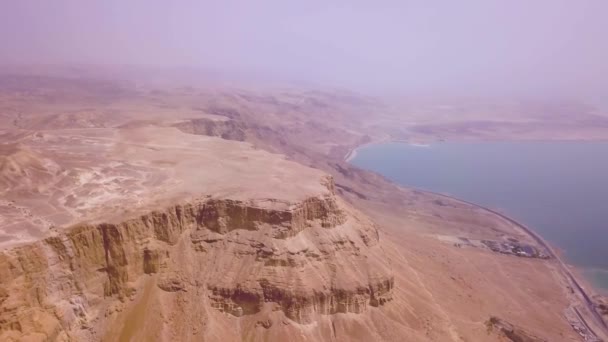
[1,0,607,98]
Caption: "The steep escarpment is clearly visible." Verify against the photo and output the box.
[485,317,548,342]
[0,177,393,340]
[1,75,599,341]
[172,117,247,141]
[197,195,346,239]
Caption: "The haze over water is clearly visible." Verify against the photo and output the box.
[351,141,608,290]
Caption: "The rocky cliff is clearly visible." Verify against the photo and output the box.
[0,75,591,341]
[172,117,247,142]
[0,176,393,341]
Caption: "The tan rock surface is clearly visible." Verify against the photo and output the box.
[1,71,605,341]
[0,117,397,341]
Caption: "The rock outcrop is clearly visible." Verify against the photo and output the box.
[173,117,247,141]
[486,317,548,342]
[0,177,393,340]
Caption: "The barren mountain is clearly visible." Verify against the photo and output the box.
[1,72,607,341]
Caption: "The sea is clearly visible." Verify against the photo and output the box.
[350,141,608,291]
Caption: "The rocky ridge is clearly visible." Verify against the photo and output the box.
[0,176,394,340]
[0,73,589,341]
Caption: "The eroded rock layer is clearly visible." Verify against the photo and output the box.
[0,178,393,340]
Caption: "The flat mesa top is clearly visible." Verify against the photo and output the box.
[0,125,329,250]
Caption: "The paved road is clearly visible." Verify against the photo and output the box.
[573,306,602,341]
[426,190,608,339]
[343,144,607,339]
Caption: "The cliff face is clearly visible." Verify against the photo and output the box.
[0,75,591,342]
[0,176,393,341]
[172,118,247,142]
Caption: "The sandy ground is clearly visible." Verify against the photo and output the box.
[2,69,608,341]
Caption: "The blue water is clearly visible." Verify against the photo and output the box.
[351,141,608,290]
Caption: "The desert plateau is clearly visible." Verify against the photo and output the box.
[3,1,608,341]
[0,69,606,341]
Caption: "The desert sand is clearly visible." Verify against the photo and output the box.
[1,70,608,341]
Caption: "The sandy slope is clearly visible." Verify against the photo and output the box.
[1,71,607,341]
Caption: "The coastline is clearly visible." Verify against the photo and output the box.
[344,139,608,338]
[344,146,358,162]
[344,141,377,162]
[344,139,607,291]
[344,137,608,163]
[431,190,608,336]
[343,138,415,162]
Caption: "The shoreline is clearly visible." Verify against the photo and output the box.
[343,138,414,162]
[343,141,376,162]
[343,147,358,163]
[344,137,608,163]
[344,139,608,337]
[344,139,608,292]
[432,190,608,335]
